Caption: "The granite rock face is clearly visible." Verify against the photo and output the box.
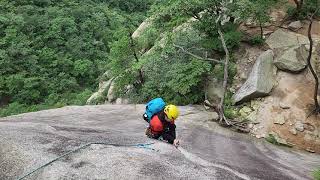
[233,50,275,104]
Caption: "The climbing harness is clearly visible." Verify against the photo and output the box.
[17,142,157,180]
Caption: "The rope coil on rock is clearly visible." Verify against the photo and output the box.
[17,142,157,180]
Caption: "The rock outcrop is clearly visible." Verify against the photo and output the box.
[0,105,318,179]
[274,45,308,72]
[266,29,308,49]
[288,21,303,32]
[132,17,154,39]
[233,50,275,104]
[87,78,114,105]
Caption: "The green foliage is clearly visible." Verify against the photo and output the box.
[108,0,247,105]
[200,24,242,52]
[0,102,55,117]
[265,134,279,145]
[250,35,265,45]
[313,169,320,180]
[107,0,154,13]
[139,55,211,105]
[136,26,160,51]
[70,89,94,105]
[287,0,320,20]
[149,0,191,31]
[236,0,279,38]
[223,91,238,119]
[0,89,93,117]
[212,61,237,83]
[0,0,153,116]
[111,27,213,105]
[287,6,298,18]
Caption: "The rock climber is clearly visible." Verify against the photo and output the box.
[143,104,180,147]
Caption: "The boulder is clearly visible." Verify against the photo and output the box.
[98,78,113,94]
[290,128,297,135]
[115,98,129,104]
[99,71,112,82]
[132,17,153,39]
[233,50,275,104]
[239,106,252,117]
[247,112,257,122]
[274,115,286,125]
[279,102,290,109]
[86,92,101,105]
[295,121,304,132]
[266,29,308,49]
[274,45,308,72]
[268,131,293,147]
[288,21,303,31]
[87,78,114,105]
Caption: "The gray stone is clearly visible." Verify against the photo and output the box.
[266,29,308,49]
[86,78,114,105]
[288,21,302,31]
[274,116,286,125]
[242,106,252,113]
[266,29,298,49]
[274,45,308,72]
[290,128,297,135]
[256,134,264,139]
[1,105,317,179]
[295,121,304,132]
[86,92,101,105]
[98,78,113,94]
[239,107,251,117]
[304,133,313,141]
[279,102,290,109]
[250,100,261,111]
[115,98,129,105]
[132,17,153,39]
[306,148,316,153]
[204,104,210,110]
[268,132,291,147]
[247,112,257,122]
[209,112,219,120]
[233,50,275,104]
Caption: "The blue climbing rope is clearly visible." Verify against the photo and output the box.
[17,142,157,180]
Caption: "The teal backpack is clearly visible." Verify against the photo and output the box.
[143,98,166,123]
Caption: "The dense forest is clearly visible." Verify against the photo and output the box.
[0,0,319,117]
[0,0,153,116]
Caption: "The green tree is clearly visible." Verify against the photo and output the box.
[236,0,278,39]
[0,0,154,116]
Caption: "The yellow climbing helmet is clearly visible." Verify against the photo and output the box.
[164,104,179,121]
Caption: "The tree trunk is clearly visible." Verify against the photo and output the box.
[307,18,320,115]
[129,33,144,84]
[217,28,230,124]
[259,21,263,39]
[293,0,304,14]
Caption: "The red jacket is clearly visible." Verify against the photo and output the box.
[148,111,176,144]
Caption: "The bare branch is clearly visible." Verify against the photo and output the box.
[173,44,223,64]
[307,8,320,117]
